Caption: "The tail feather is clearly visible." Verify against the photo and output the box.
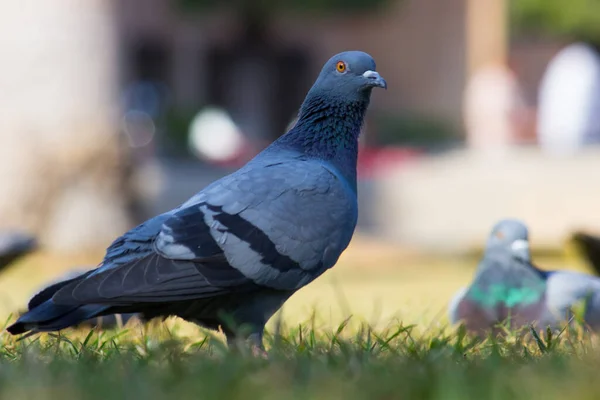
[7,301,109,335]
[8,270,108,336]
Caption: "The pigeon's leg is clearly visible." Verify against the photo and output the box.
[225,328,268,358]
[247,332,268,358]
[220,289,291,357]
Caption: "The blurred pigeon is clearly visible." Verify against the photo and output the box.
[29,268,138,329]
[571,232,600,276]
[0,231,37,273]
[7,51,387,351]
[449,219,600,334]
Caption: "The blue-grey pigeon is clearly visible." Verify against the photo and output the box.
[0,231,37,273]
[449,219,600,334]
[7,51,387,351]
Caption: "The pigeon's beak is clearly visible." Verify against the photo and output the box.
[362,70,387,90]
[511,239,531,260]
[511,240,529,252]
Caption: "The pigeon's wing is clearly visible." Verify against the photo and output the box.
[174,159,358,290]
[101,213,173,267]
[37,212,223,307]
[51,158,357,306]
[585,288,600,329]
[448,287,467,324]
[545,270,600,323]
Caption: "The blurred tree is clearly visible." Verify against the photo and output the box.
[0,0,138,252]
[511,0,600,43]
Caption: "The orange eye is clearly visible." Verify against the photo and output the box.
[336,61,347,73]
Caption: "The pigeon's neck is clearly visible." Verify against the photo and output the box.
[276,94,368,186]
[468,252,547,308]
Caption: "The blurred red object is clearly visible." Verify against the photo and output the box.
[206,141,422,179]
[357,146,421,179]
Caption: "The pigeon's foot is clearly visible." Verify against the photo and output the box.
[247,332,269,358]
[227,331,268,358]
[251,344,269,359]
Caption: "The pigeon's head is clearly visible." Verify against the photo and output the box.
[486,219,530,260]
[308,51,387,103]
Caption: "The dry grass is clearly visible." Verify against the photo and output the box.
[0,234,592,335]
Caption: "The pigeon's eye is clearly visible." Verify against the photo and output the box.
[495,231,505,239]
[336,61,347,73]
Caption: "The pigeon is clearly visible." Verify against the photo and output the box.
[449,219,600,334]
[0,231,37,273]
[7,51,387,351]
[571,232,600,276]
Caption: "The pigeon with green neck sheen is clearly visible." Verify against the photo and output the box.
[449,219,553,335]
[450,219,600,334]
[7,51,387,352]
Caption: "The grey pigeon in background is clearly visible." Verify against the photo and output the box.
[8,51,387,352]
[29,268,138,329]
[0,231,37,273]
[449,219,600,334]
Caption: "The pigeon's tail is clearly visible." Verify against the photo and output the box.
[7,301,109,336]
[7,270,108,336]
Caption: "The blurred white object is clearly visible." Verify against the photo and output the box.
[188,107,246,163]
[538,43,600,156]
[464,64,528,158]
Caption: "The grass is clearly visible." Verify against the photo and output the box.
[2,319,600,399]
[0,235,599,399]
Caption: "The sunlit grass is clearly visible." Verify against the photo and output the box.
[0,234,589,330]
[0,235,598,399]
[1,316,600,400]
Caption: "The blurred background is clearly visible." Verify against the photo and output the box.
[1,0,600,331]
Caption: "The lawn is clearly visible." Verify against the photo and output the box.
[0,234,598,399]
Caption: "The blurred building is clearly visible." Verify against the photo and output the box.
[114,0,512,141]
[114,0,568,143]
[0,0,585,252]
